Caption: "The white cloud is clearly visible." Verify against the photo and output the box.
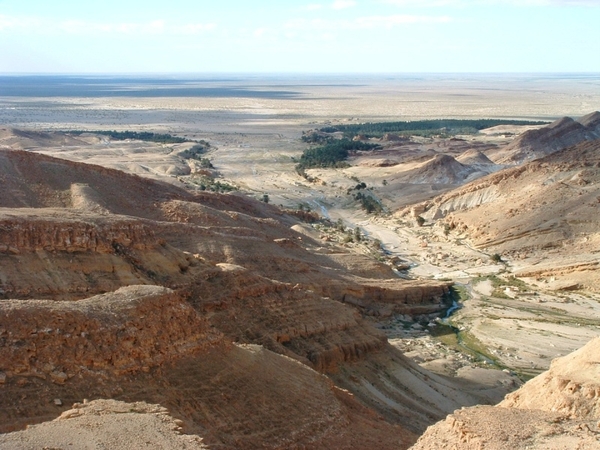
[0,15,216,36]
[0,14,40,31]
[355,14,452,27]
[382,0,459,5]
[253,27,267,37]
[177,23,218,35]
[285,14,451,32]
[332,0,358,9]
[382,0,600,5]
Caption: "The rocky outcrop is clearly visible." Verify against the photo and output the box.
[0,211,195,300]
[189,267,388,373]
[0,345,416,448]
[0,213,158,253]
[500,336,600,418]
[396,139,600,289]
[336,279,451,317]
[410,337,600,450]
[0,399,210,450]
[0,286,223,381]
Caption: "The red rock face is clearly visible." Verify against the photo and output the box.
[0,217,156,253]
[0,286,223,380]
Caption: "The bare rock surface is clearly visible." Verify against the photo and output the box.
[410,337,600,450]
[500,336,600,418]
[0,399,209,450]
[0,285,222,380]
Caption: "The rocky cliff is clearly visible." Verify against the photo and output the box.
[0,285,222,381]
[0,287,415,448]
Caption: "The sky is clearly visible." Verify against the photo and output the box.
[0,0,599,74]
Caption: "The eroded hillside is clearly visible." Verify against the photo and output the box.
[406,138,600,291]
[0,147,509,448]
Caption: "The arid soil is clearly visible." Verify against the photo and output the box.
[1,76,600,448]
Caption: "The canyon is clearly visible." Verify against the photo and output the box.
[1,75,600,448]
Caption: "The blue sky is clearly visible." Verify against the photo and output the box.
[1,0,599,73]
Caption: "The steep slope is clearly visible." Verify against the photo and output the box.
[577,110,600,129]
[492,112,600,164]
[0,286,415,449]
[410,337,600,450]
[401,139,600,290]
[0,400,211,450]
[456,149,496,167]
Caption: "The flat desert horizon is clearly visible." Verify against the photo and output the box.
[2,73,600,128]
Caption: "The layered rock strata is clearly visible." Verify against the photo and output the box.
[0,285,222,380]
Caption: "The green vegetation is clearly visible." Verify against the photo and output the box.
[295,139,379,178]
[187,174,237,193]
[473,274,530,299]
[318,119,549,139]
[300,131,332,144]
[345,180,383,214]
[490,253,503,263]
[449,284,470,303]
[353,191,383,214]
[457,330,499,365]
[429,322,460,348]
[198,158,214,169]
[70,130,194,144]
[179,143,210,159]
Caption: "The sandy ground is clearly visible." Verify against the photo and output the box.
[0,399,208,450]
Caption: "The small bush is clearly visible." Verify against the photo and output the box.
[491,253,503,263]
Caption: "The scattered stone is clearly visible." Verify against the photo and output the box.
[53,398,63,406]
[50,371,68,384]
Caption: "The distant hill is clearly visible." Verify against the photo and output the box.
[493,111,600,164]
[406,154,475,184]
[394,152,502,186]
[0,127,91,149]
[456,149,496,167]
